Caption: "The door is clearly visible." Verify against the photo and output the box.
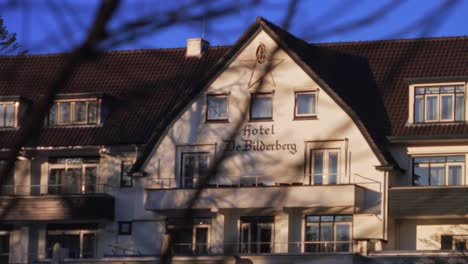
[334,223,351,252]
[49,168,65,194]
[193,226,209,255]
[257,223,273,253]
[84,166,98,193]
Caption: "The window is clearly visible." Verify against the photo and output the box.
[250,93,273,121]
[167,217,211,255]
[413,155,465,186]
[49,99,99,126]
[118,222,132,235]
[46,226,96,259]
[304,215,352,253]
[0,234,9,263]
[181,152,210,188]
[206,94,228,121]
[0,161,14,195]
[0,102,17,128]
[310,149,339,185]
[441,235,468,250]
[239,216,274,254]
[414,85,465,123]
[295,91,317,118]
[48,158,99,194]
[120,161,133,187]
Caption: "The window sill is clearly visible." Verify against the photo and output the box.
[294,116,318,120]
[206,119,229,123]
[248,118,273,122]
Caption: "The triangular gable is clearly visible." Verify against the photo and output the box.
[132,16,393,172]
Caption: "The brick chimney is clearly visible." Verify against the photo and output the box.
[186,38,209,58]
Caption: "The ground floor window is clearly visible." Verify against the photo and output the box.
[441,235,468,250]
[304,215,352,253]
[239,216,274,254]
[167,217,211,255]
[0,234,9,263]
[46,224,96,259]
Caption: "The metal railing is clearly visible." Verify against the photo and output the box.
[146,174,351,189]
[0,182,117,196]
[169,241,353,256]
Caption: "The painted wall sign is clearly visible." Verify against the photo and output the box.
[224,124,297,154]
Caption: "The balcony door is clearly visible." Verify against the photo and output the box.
[181,152,210,188]
[310,149,339,185]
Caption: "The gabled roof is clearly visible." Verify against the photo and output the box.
[0,47,228,148]
[0,17,466,170]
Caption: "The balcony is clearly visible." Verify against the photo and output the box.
[145,176,365,212]
[389,186,468,218]
[0,183,115,221]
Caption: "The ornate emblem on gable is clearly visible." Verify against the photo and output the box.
[240,43,284,89]
[256,43,267,64]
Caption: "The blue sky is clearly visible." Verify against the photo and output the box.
[1,0,467,54]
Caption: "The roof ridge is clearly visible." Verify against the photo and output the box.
[313,35,468,46]
[0,45,232,58]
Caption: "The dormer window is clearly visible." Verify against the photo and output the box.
[413,85,465,123]
[48,99,100,126]
[0,102,18,128]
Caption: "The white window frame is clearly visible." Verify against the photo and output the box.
[49,98,101,126]
[249,92,274,121]
[176,145,216,189]
[206,93,229,122]
[412,155,465,186]
[294,91,318,118]
[192,224,210,255]
[0,102,19,128]
[408,82,467,124]
[46,229,96,259]
[48,159,99,194]
[310,149,340,185]
[180,152,210,188]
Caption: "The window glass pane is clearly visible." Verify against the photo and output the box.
[448,165,463,185]
[335,215,352,222]
[0,105,4,127]
[88,101,98,124]
[321,216,334,222]
[320,223,333,252]
[447,156,465,162]
[415,87,425,94]
[427,87,440,94]
[195,227,209,255]
[313,152,323,185]
[456,94,464,121]
[430,166,445,186]
[207,96,228,120]
[328,152,338,184]
[49,103,57,125]
[441,95,453,120]
[59,102,71,124]
[413,162,429,186]
[84,167,97,193]
[121,162,133,187]
[335,224,351,252]
[65,168,82,193]
[48,169,65,194]
[414,96,424,122]
[297,93,316,115]
[441,86,454,93]
[426,95,438,121]
[4,104,15,127]
[306,216,320,222]
[75,102,87,123]
[305,224,319,252]
[456,85,465,93]
[251,95,272,119]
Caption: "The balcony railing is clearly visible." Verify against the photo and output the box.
[146,174,355,189]
[170,241,353,256]
[0,182,117,196]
